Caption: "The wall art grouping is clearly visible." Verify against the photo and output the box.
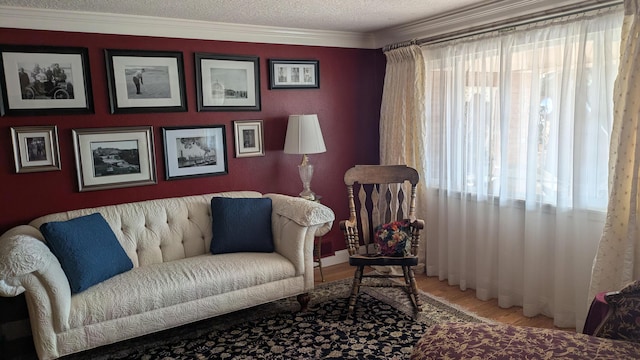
[9,121,265,191]
[0,44,320,116]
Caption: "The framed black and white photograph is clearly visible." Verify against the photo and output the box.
[268,59,319,89]
[0,45,93,116]
[195,53,260,112]
[11,125,61,173]
[162,125,228,180]
[105,49,187,114]
[233,120,264,158]
[73,126,156,192]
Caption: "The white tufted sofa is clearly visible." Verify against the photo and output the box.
[0,191,334,360]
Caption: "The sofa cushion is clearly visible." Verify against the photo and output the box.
[68,252,297,328]
[373,220,412,256]
[40,213,133,293]
[210,197,274,254]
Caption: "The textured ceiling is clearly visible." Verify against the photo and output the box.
[0,0,487,33]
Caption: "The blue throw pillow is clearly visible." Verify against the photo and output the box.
[40,213,133,294]
[210,197,274,254]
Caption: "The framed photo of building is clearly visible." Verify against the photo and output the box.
[233,120,264,158]
[105,49,187,114]
[195,53,260,112]
[73,126,157,192]
[0,45,94,116]
[162,125,228,180]
[268,59,319,89]
[10,125,61,173]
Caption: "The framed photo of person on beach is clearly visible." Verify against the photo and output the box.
[105,49,187,114]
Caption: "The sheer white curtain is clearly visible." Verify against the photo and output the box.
[589,0,640,302]
[420,8,623,329]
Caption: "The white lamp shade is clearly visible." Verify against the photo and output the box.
[283,114,327,155]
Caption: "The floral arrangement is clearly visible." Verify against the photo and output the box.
[373,219,412,256]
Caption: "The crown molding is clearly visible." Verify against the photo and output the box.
[0,6,377,49]
[373,0,621,48]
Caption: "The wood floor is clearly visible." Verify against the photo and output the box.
[315,262,572,331]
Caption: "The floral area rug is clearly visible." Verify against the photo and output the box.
[64,279,486,360]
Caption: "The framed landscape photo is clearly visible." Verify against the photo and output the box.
[233,120,264,158]
[11,125,61,173]
[268,59,319,89]
[73,126,157,192]
[0,45,94,116]
[162,125,228,180]
[195,53,260,111]
[105,49,187,114]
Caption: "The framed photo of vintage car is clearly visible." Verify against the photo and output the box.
[195,53,260,112]
[11,125,61,173]
[233,120,264,158]
[105,49,187,114]
[162,125,228,180]
[0,45,94,116]
[73,126,157,192]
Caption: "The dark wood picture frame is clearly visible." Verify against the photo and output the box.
[268,59,319,89]
[0,44,94,116]
[162,125,229,180]
[195,53,261,112]
[105,49,187,114]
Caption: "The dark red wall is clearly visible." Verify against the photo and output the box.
[0,28,385,255]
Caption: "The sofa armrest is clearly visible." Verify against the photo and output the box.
[265,194,335,289]
[264,193,335,236]
[0,227,72,334]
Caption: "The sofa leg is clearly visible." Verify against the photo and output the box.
[297,293,310,312]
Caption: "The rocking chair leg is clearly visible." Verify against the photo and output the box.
[348,265,364,314]
[407,267,423,311]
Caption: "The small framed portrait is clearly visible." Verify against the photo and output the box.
[105,49,187,114]
[162,125,228,180]
[73,126,157,192]
[11,125,61,173]
[233,120,264,158]
[268,59,319,89]
[0,45,94,116]
[195,53,260,112]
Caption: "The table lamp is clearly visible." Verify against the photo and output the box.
[284,114,326,200]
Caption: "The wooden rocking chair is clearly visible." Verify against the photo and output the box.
[339,165,425,315]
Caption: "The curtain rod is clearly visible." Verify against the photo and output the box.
[384,0,623,50]
[418,0,623,46]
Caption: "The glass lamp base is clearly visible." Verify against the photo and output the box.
[298,162,316,201]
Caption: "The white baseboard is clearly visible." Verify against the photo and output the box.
[318,249,349,267]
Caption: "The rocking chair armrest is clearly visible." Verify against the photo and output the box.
[339,219,355,231]
[411,219,425,230]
